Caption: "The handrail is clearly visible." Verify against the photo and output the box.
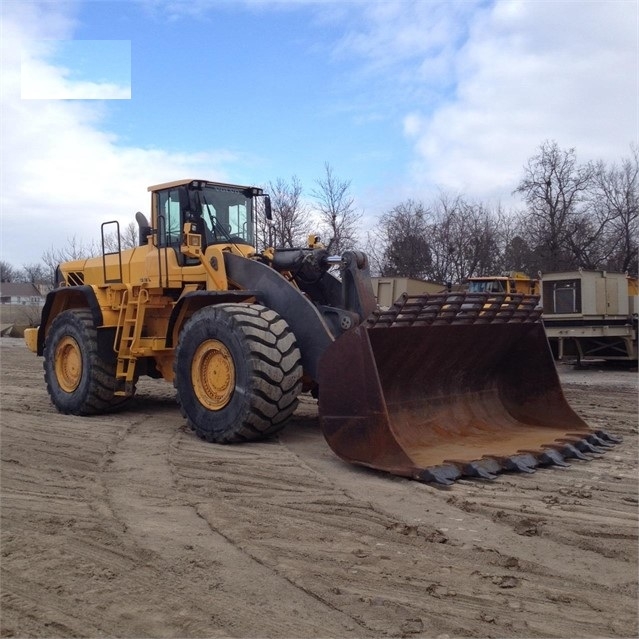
[101,220,123,284]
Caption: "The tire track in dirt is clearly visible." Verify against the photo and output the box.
[1,380,358,637]
[172,433,473,638]
[1,573,106,638]
[0,407,153,637]
[171,415,634,639]
[97,403,364,638]
[266,388,638,638]
[2,339,637,638]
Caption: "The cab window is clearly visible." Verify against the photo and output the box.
[198,186,253,245]
[157,189,183,247]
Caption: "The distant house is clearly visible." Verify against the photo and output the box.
[0,282,45,306]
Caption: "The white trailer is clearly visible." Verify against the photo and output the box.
[541,270,638,363]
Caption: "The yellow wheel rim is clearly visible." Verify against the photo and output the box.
[54,336,82,393]
[192,339,235,411]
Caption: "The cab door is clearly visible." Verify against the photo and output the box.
[145,186,205,289]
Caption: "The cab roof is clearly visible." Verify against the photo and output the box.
[147,179,263,195]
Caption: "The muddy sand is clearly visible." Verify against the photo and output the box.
[1,337,637,638]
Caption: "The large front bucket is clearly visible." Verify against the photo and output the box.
[318,293,620,484]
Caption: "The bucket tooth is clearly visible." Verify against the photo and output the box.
[535,448,570,467]
[502,453,538,473]
[595,429,623,444]
[560,443,590,461]
[454,458,501,480]
[573,439,606,454]
[586,433,615,449]
[417,464,461,486]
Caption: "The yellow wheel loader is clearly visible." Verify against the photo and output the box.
[24,179,620,485]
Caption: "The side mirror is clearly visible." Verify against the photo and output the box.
[135,211,152,246]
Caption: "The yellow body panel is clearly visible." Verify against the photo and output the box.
[75,242,253,294]
[47,233,257,391]
[28,180,268,394]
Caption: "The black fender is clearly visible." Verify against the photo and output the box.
[165,290,261,348]
[224,252,335,380]
[37,286,104,356]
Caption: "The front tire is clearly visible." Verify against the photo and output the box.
[43,309,125,415]
[174,303,303,442]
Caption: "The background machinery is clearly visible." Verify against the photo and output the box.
[468,271,638,364]
[541,270,638,364]
[467,271,540,296]
[25,179,619,485]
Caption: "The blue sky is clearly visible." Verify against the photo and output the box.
[45,39,131,89]
[1,0,637,266]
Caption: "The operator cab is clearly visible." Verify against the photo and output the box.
[468,279,507,294]
[147,179,266,253]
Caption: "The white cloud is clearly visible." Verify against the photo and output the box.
[0,1,236,267]
[22,79,130,100]
[337,0,638,206]
[21,53,131,100]
[402,113,422,138]
[412,1,637,202]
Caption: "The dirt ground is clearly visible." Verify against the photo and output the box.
[1,336,637,639]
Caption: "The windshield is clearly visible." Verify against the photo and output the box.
[469,280,505,293]
[196,186,254,246]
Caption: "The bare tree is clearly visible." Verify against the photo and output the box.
[426,193,502,284]
[587,147,638,273]
[45,235,98,262]
[102,221,139,253]
[369,193,504,285]
[311,163,362,254]
[369,142,636,282]
[17,263,48,285]
[493,205,534,274]
[514,140,593,271]
[264,176,312,248]
[376,200,431,278]
[0,260,17,282]
[121,221,139,249]
[363,229,387,277]
[502,234,536,274]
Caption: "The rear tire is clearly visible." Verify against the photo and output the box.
[174,303,303,442]
[43,309,128,415]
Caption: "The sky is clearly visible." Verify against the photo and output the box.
[1,0,637,267]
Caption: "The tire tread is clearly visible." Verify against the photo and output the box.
[174,303,303,443]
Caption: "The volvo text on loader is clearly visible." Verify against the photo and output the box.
[24,179,620,485]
